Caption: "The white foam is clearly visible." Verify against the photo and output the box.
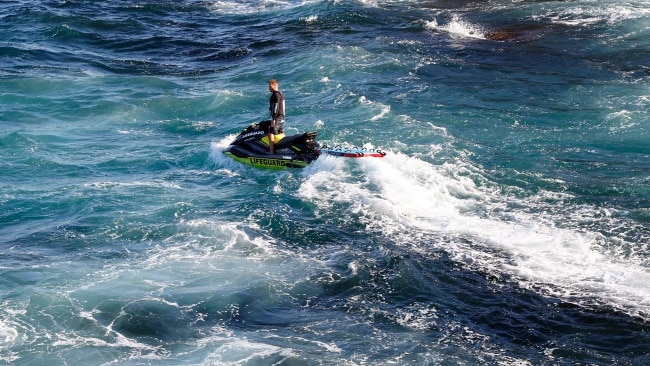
[299,151,650,319]
[198,333,296,365]
[606,109,638,132]
[424,15,486,40]
[540,3,650,26]
[209,135,240,172]
[0,305,30,363]
[359,96,391,121]
[395,303,438,331]
[84,180,183,190]
[300,15,319,24]
[0,320,19,343]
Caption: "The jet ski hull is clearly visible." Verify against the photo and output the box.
[225,145,312,169]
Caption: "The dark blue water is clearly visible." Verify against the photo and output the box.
[1,1,648,365]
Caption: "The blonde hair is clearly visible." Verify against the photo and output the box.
[269,79,279,88]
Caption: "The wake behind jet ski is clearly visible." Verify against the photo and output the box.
[224,120,320,169]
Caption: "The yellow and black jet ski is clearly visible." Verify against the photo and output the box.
[224,120,320,169]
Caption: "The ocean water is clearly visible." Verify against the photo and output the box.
[1,0,648,365]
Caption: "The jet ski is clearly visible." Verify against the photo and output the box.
[224,120,320,169]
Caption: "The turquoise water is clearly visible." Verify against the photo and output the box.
[1,1,649,365]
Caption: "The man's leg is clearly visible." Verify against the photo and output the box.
[269,132,275,154]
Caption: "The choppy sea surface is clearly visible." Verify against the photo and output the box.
[1,1,649,365]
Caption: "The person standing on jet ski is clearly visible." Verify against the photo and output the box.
[268,79,285,154]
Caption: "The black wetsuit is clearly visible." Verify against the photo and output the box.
[269,90,285,134]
